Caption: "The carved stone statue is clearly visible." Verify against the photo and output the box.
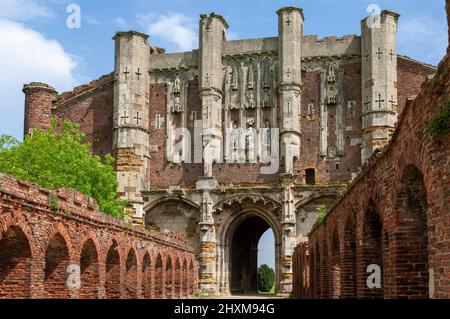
[173,73,181,95]
[246,90,256,109]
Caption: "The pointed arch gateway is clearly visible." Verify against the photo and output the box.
[217,206,281,296]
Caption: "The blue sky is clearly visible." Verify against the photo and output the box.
[0,0,447,269]
[0,0,447,139]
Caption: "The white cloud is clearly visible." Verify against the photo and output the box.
[398,15,448,65]
[136,12,197,52]
[0,19,79,138]
[114,17,128,28]
[0,0,55,21]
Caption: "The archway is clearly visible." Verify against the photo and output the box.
[79,239,99,299]
[105,240,121,299]
[361,200,383,298]
[228,215,275,295]
[142,252,152,299]
[394,164,429,298]
[174,258,182,298]
[182,259,188,297]
[0,226,32,298]
[342,216,356,298]
[124,248,138,298]
[330,229,341,299]
[154,254,163,299]
[44,233,70,299]
[165,256,173,298]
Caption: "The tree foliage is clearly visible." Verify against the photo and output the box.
[316,207,328,225]
[0,121,126,218]
[257,264,275,293]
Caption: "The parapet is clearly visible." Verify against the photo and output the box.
[276,6,305,20]
[22,82,57,94]
[112,30,150,41]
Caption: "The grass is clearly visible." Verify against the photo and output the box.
[258,285,275,295]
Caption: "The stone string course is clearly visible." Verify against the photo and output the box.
[0,174,198,299]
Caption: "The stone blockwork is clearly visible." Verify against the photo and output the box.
[0,174,198,299]
[293,50,450,299]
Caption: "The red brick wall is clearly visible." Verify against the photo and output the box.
[52,75,115,158]
[293,54,450,299]
[23,83,56,135]
[0,174,198,299]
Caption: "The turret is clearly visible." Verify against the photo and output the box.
[112,31,151,220]
[277,7,303,174]
[361,10,400,163]
[23,82,57,136]
[199,13,228,177]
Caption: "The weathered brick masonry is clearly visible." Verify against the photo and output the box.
[293,46,450,299]
[0,174,198,299]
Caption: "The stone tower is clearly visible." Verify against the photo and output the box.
[197,12,229,295]
[112,31,151,220]
[277,7,303,174]
[361,10,400,163]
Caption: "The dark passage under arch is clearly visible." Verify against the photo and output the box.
[230,215,273,294]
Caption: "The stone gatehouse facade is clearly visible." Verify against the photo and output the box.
[22,7,436,296]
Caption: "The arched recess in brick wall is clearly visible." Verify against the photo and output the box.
[313,242,321,298]
[320,236,329,299]
[182,258,188,296]
[341,215,357,298]
[330,228,341,299]
[154,254,164,299]
[79,239,99,299]
[361,200,384,298]
[44,233,71,299]
[189,259,195,295]
[174,257,181,298]
[165,256,173,299]
[142,252,152,299]
[0,226,32,298]
[394,164,429,298]
[105,240,121,299]
[124,248,138,298]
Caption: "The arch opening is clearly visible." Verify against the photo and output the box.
[330,229,341,299]
[124,249,138,298]
[154,254,163,299]
[342,216,357,298]
[395,164,429,298]
[44,233,70,299]
[0,226,32,298]
[79,239,99,299]
[362,200,383,298]
[165,256,173,298]
[229,215,274,295]
[142,252,152,299]
[105,241,121,299]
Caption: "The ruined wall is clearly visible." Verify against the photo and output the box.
[0,174,198,299]
[292,52,450,299]
[52,75,115,157]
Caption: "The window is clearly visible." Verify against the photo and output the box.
[305,168,316,185]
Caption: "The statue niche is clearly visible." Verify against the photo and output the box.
[245,63,256,109]
[261,60,272,108]
[170,73,184,113]
[229,65,240,110]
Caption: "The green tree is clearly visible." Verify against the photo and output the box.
[257,264,275,293]
[0,121,126,218]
